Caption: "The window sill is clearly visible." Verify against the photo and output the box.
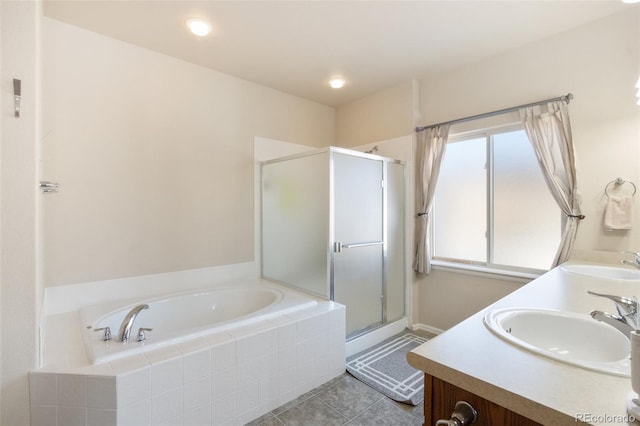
[430,260,543,282]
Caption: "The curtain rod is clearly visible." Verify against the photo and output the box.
[415,93,573,132]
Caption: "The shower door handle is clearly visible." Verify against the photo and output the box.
[333,241,383,253]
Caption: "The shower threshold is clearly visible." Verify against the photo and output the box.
[347,321,384,341]
[345,317,409,358]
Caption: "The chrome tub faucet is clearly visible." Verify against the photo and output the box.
[588,290,637,337]
[118,304,149,343]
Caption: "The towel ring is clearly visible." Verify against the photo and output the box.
[605,177,637,198]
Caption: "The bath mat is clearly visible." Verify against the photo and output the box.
[346,331,428,406]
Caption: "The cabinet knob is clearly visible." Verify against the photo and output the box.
[435,401,478,426]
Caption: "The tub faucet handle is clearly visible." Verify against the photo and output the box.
[137,327,153,342]
[94,327,112,341]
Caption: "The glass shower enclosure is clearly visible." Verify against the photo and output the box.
[261,147,405,339]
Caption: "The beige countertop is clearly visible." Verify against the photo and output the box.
[408,261,638,426]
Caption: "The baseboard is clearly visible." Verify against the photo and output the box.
[412,322,445,336]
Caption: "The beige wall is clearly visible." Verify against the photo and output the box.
[416,9,640,330]
[415,269,527,332]
[335,80,414,147]
[41,18,335,288]
[1,2,40,424]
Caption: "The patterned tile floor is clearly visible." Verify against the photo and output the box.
[247,373,424,426]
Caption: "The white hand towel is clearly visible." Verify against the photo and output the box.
[604,195,633,230]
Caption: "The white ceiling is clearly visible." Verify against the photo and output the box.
[43,1,632,107]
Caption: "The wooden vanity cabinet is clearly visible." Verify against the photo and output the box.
[423,374,543,426]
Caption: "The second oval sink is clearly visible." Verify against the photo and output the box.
[561,264,640,281]
[484,308,630,377]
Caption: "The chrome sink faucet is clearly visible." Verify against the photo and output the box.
[118,304,149,343]
[622,251,640,269]
[588,291,637,337]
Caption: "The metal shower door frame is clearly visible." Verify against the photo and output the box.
[328,147,403,338]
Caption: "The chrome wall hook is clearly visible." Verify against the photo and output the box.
[39,181,60,193]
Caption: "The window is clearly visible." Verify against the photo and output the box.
[433,124,560,273]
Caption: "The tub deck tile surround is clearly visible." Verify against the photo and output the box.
[30,295,346,426]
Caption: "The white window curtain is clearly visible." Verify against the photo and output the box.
[414,125,450,274]
[519,100,583,268]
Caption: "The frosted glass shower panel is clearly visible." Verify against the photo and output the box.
[261,152,330,297]
[385,161,405,322]
[333,153,384,337]
[333,153,383,243]
[333,243,383,336]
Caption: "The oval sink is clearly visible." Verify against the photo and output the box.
[484,308,630,377]
[561,264,640,281]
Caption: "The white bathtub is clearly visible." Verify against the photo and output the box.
[81,283,318,364]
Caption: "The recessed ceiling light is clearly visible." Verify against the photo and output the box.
[329,78,345,89]
[186,18,212,37]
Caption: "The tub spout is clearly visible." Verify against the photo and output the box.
[118,304,149,343]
